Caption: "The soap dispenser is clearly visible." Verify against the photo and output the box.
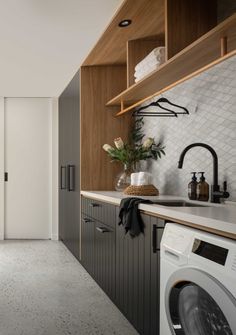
[197,172,209,201]
[188,172,198,200]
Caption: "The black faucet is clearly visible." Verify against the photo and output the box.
[178,143,230,203]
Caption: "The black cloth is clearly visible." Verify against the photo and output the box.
[118,197,153,237]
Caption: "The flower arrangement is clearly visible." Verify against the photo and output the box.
[102,118,165,168]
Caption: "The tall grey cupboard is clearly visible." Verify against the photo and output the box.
[59,70,80,259]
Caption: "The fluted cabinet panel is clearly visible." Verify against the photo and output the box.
[115,209,164,335]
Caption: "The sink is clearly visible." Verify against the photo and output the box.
[153,200,209,207]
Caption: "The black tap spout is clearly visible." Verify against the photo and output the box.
[178,143,219,198]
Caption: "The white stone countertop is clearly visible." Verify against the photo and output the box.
[81,191,236,238]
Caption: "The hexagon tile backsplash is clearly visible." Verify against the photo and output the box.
[140,55,236,201]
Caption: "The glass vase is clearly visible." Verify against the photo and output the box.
[114,163,135,192]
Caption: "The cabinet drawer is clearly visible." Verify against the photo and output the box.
[94,222,115,301]
[81,197,116,228]
[81,214,95,276]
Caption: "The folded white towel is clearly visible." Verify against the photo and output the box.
[138,57,161,71]
[131,172,151,186]
[134,64,160,83]
[135,60,160,75]
[135,55,163,73]
[131,172,140,186]
[137,172,151,186]
[135,47,165,72]
[134,63,160,79]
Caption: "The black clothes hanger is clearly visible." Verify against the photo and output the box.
[132,96,189,118]
[133,110,177,117]
[133,100,178,117]
[157,97,189,115]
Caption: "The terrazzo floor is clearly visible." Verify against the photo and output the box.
[0,240,138,335]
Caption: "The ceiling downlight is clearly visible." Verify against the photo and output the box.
[118,19,132,27]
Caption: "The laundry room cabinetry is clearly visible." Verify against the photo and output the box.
[59,69,80,260]
[115,209,164,335]
[81,214,95,277]
[94,221,116,301]
[81,197,116,301]
[81,196,164,335]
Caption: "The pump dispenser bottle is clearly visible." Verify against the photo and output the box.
[197,172,209,201]
[188,172,198,200]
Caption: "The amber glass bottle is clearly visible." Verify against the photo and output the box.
[188,172,198,200]
[197,172,209,201]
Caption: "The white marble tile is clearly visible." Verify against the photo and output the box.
[139,55,236,201]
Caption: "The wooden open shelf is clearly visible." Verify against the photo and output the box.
[106,13,236,116]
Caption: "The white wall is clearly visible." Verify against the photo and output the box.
[0,97,58,240]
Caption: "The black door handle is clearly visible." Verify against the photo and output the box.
[67,165,75,192]
[96,227,110,233]
[4,172,8,182]
[60,166,66,189]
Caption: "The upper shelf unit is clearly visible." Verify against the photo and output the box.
[82,0,165,66]
[107,13,236,115]
[82,0,236,116]
[82,0,216,67]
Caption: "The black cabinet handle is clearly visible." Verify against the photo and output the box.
[82,218,93,223]
[152,224,164,253]
[68,165,75,192]
[4,172,8,182]
[89,203,100,208]
[96,227,110,233]
[60,166,66,189]
[152,224,157,253]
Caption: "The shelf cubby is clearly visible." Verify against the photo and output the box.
[106,13,236,116]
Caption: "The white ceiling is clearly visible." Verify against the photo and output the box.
[0,0,123,97]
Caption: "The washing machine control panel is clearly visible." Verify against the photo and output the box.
[192,238,228,265]
[162,225,194,253]
[162,223,236,280]
[161,224,194,265]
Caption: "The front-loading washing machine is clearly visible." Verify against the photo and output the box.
[160,223,236,335]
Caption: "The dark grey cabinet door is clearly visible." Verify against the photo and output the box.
[94,222,115,301]
[81,214,95,276]
[59,69,80,260]
[115,210,164,335]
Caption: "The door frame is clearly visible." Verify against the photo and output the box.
[0,97,58,240]
[0,98,4,239]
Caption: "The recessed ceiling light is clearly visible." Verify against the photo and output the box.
[118,19,132,28]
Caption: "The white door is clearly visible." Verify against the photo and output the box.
[4,98,51,239]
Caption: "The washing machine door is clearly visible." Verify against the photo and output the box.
[165,268,236,335]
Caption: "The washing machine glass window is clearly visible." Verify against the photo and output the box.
[165,268,236,335]
[169,282,233,335]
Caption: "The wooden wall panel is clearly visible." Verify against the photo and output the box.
[165,0,217,59]
[80,65,132,190]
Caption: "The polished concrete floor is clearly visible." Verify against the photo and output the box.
[0,240,137,335]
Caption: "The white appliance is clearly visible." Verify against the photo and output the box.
[160,223,236,335]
